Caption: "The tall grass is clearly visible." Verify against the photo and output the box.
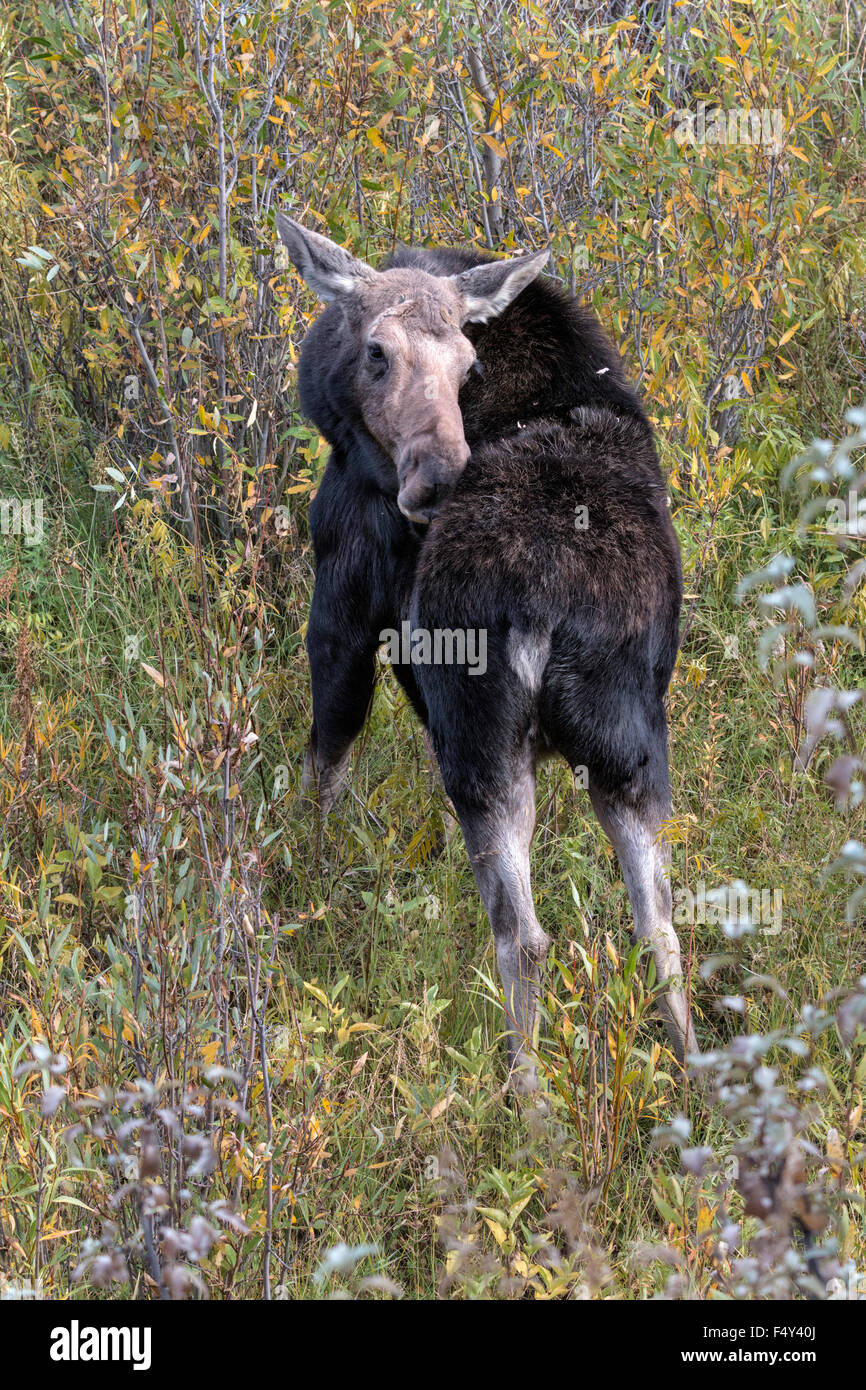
[0,0,865,1299]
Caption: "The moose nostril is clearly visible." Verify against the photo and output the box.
[397,452,421,486]
[396,465,442,523]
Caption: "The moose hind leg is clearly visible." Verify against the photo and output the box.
[590,787,697,1066]
[455,753,550,1093]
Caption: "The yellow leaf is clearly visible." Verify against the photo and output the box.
[697,1199,714,1237]
[480,132,507,159]
[141,662,165,689]
[826,1128,845,1177]
[430,1092,455,1121]
[367,127,387,154]
[304,981,332,1009]
[509,1193,534,1221]
[349,1051,368,1080]
[483,1217,508,1246]
[776,321,801,348]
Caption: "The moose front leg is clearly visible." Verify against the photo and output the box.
[303,580,380,817]
[302,741,353,819]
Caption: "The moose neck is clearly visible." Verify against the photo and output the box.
[383,244,650,449]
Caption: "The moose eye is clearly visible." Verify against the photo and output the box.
[366,341,387,366]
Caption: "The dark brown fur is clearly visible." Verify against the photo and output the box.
[281,221,697,1091]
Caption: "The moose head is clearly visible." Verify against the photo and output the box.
[277,215,549,523]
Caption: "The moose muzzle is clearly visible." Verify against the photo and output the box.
[396,435,471,524]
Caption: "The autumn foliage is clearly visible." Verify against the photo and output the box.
[0,1,864,1300]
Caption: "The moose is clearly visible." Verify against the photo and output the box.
[278,214,697,1092]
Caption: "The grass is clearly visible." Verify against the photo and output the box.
[0,411,864,1301]
[0,0,864,1303]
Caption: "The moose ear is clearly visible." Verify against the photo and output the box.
[453,248,551,325]
[276,214,375,301]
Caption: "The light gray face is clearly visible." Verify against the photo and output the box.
[350,271,475,522]
[277,215,550,523]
